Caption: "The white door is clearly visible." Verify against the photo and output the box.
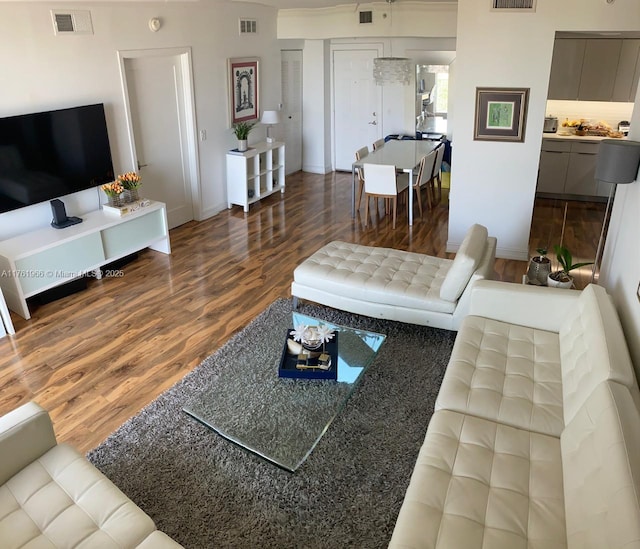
[122,52,196,229]
[333,48,383,171]
[281,50,303,175]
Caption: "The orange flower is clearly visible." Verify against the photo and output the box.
[101,181,124,196]
[117,171,142,190]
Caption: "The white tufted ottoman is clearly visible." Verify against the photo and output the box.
[291,224,496,331]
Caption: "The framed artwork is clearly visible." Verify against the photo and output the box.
[474,87,529,142]
[228,57,259,126]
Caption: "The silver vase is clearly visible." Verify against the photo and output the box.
[527,257,551,285]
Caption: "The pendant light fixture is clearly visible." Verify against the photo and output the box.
[373,0,412,86]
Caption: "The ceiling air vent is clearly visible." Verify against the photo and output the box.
[491,0,536,10]
[51,10,94,35]
[239,19,257,35]
[359,11,373,24]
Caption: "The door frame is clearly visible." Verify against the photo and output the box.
[117,47,201,220]
[330,42,384,171]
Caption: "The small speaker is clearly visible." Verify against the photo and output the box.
[50,199,82,229]
[50,199,68,225]
[595,139,640,185]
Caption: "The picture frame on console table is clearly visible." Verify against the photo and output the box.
[474,87,529,142]
[228,57,259,126]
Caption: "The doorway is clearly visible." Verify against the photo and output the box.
[281,50,303,175]
[118,48,199,229]
[332,45,383,171]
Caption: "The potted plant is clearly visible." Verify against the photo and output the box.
[526,247,551,285]
[233,121,255,152]
[547,245,593,289]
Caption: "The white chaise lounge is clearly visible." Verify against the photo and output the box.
[291,224,496,331]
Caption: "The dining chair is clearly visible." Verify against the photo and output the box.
[355,146,369,210]
[431,143,446,205]
[372,138,385,151]
[413,149,438,218]
[362,163,410,229]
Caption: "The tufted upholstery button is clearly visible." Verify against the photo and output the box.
[294,241,455,312]
[436,315,564,436]
[389,409,566,548]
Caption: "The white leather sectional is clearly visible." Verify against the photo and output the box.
[292,223,496,331]
[389,281,640,548]
[0,402,182,549]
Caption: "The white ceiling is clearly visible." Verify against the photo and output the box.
[0,0,457,11]
[233,0,456,11]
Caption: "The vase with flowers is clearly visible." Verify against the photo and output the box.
[101,181,125,207]
[117,171,142,203]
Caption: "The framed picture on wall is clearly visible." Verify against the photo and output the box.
[474,87,529,142]
[228,57,259,126]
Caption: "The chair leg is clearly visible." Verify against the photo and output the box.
[415,185,423,218]
[426,178,434,210]
[392,196,397,229]
[356,179,364,210]
[364,194,369,226]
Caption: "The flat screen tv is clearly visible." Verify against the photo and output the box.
[0,103,114,214]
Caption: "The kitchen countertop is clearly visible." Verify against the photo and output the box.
[542,132,626,142]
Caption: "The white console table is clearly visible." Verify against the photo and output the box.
[0,200,171,320]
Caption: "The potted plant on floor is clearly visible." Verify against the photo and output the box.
[547,245,593,289]
[233,121,255,152]
[526,247,551,285]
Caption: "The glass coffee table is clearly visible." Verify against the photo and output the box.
[183,311,385,471]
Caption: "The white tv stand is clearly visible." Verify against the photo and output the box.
[0,200,171,321]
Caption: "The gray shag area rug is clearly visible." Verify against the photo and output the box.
[87,299,456,548]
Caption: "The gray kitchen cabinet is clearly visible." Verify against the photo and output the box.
[612,39,640,102]
[578,39,622,101]
[537,139,603,199]
[547,39,585,100]
[548,37,637,102]
[537,141,570,193]
[565,151,598,196]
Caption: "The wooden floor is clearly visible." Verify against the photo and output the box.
[0,171,606,452]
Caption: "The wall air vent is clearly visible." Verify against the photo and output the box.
[51,10,94,35]
[491,0,536,10]
[239,19,257,35]
[359,11,373,24]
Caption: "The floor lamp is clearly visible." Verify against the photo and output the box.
[591,139,640,282]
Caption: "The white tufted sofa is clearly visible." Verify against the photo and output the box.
[291,224,496,331]
[0,401,182,548]
[389,281,640,548]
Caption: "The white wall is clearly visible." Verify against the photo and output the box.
[278,1,457,40]
[599,85,640,377]
[0,2,282,238]
[449,0,640,259]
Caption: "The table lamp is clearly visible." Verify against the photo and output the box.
[261,110,281,143]
[591,139,640,282]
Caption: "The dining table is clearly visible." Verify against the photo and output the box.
[351,139,441,226]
